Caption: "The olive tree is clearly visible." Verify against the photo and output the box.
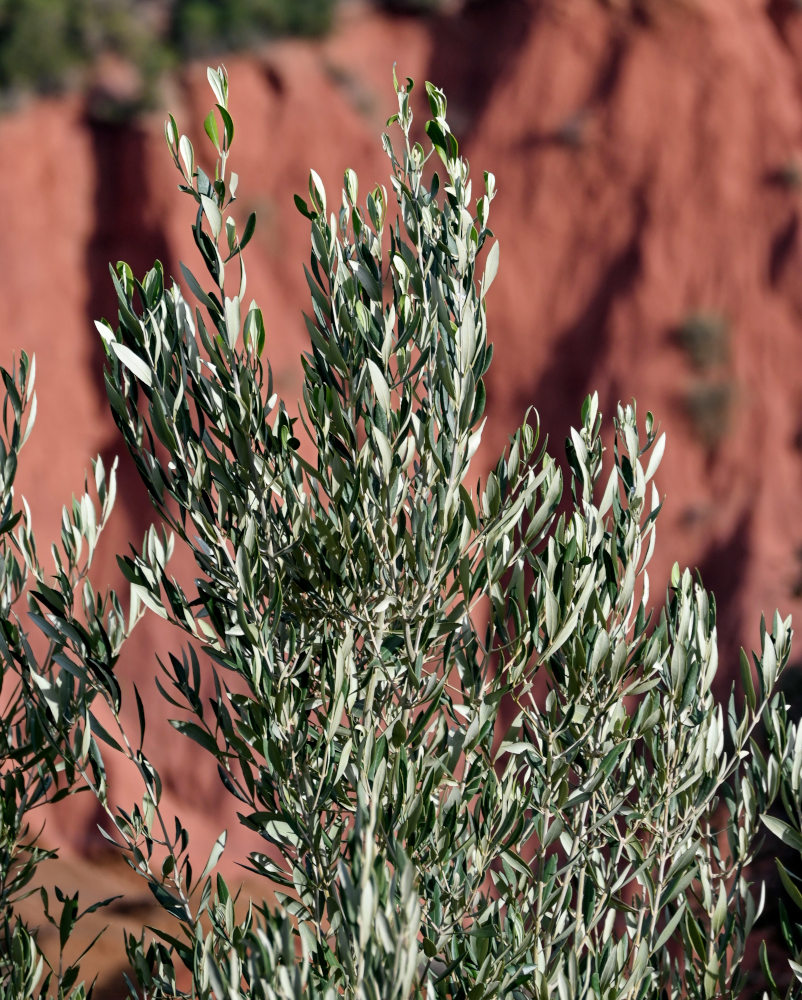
[4,65,802,999]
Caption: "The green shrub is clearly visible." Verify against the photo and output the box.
[0,0,81,94]
[371,0,450,13]
[684,379,736,450]
[170,0,335,57]
[675,311,735,450]
[4,66,802,999]
[676,311,730,371]
[0,0,336,101]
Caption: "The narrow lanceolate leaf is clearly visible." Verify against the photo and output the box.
[644,431,666,483]
[201,194,223,240]
[776,860,802,912]
[239,212,256,253]
[653,903,685,953]
[180,262,217,311]
[367,359,391,415]
[204,109,220,152]
[761,814,802,855]
[739,648,756,712]
[482,240,500,296]
[207,65,227,107]
[354,263,382,301]
[199,830,227,883]
[225,296,241,350]
[109,342,152,386]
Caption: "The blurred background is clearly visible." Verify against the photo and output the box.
[3,0,802,993]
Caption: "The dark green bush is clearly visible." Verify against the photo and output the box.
[676,312,730,371]
[0,0,82,94]
[170,0,335,57]
[0,0,337,100]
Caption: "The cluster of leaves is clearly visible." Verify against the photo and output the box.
[6,64,802,1000]
[674,311,736,451]
[376,0,450,12]
[169,0,336,57]
[0,351,153,997]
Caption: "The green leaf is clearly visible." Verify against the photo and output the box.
[761,814,802,854]
[344,167,358,204]
[653,903,685,953]
[148,881,189,922]
[58,893,79,949]
[739,648,756,712]
[180,261,217,312]
[373,427,392,480]
[179,134,194,178]
[244,301,266,354]
[218,104,234,148]
[309,168,326,214]
[355,263,381,301]
[207,66,227,107]
[169,719,220,757]
[367,359,391,415]
[294,193,314,219]
[776,859,802,913]
[199,830,227,883]
[204,109,220,152]
[483,240,500,296]
[425,81,447,119]
[239,211,256,252]
[109,342,152,387]
[760,940,778,991]
[201,194,222,240]
[224,295,240,349]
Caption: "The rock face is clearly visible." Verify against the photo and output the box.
[467,0,802,684]
[2,0,802,989]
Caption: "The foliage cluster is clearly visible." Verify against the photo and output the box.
[674,311,735,450]
[0,0,452,106]
[0,0,162,101]
[169,0,335,57]
[4,65,802,1000]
